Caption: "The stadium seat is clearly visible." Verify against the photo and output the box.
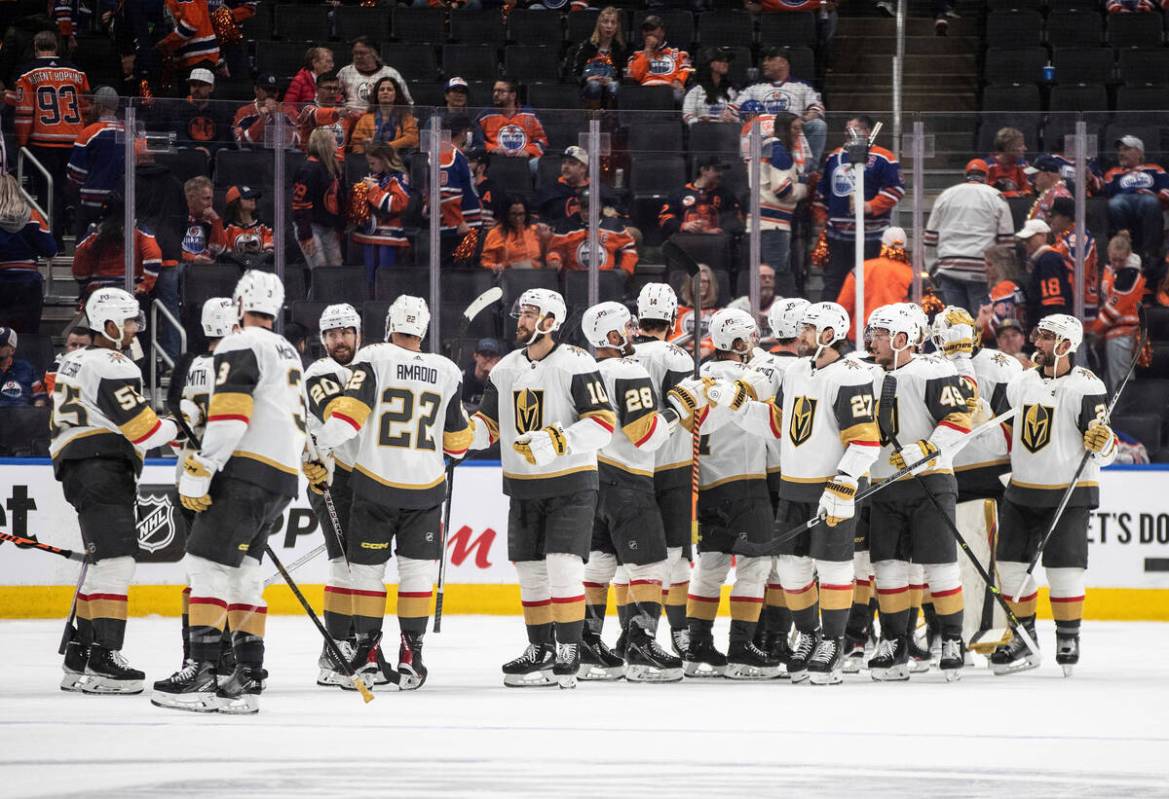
[758,12,816,48]
[0,406,50,456]
[487,155,534,200]
[1115,84,1169,127]
[215,78,255,102]
[668,232,732,274]
[1107,13,1164,49]
[1052,48,1115,85]
[542,118,589,151]
[409,81,446,108]
[275,6,329,41]
[500,270,560,314]
[254,41,312,78]
[721,46,754,87]
[697,10,752,48]
[153,148,210,184]
[527,84,582,113]
[1046,10,1105,49]
[781,46,817,83]
[631,10,695,48]
[982,47,1048,85]
[240,3,271,40]
[442,45,499,82]
[440,299,497,339]
[387,44,440,83]
[444,269,497,311]
[982,83,1042,113]
[181,265,243,336]
[507,10,564,46]
[1116,379,1169,416]
[617,85,676,126]
[1146,306,1169,341]
[988,0,1042,9]
[374,267,432,302]
[309,266,368,303]
[1117,49,1169,86]
[567,11,599,44]
[628,122,684,158]
[504,46,563,85]
[17,333,53,375]
[1137,342,1169,379]
[987,10,1044,50]
[977,115,1041,157]
[449,11,506,44]
[284,264,308,303]
[392,6,446,44]
[688,121,740,159]
[334,6,392,42]
[290,301,330,338]
[1112,413,1163,451]
[362,301,390,339]
[630,155,686,198]
[213,151,273,189]
[563,270,629,307]
[1046,84,1108,148]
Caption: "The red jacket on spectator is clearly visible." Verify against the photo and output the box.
[73,226,163,295]
[285,68,318,108]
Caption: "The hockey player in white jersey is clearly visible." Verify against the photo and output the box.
[466,288,617,688]
[992,314,1116,676]
[683,307,781,680]
[709,301,880,684]
[631,282,698,656]
[153,270,306,714]
[579,301,693,682]
[51,288,179,694]
[301,303,362,687]
[310,296,471,691]
[866,303,973,682]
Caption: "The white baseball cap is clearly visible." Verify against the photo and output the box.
[881,226,907,247]
[563,145,588,167]
[188,68,215,86]
[1015,218,1051,239]
[1116,135,1144,152]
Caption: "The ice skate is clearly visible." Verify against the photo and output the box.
[316,639,356,687]
[808,637,844,686]
[990,629,1041,676]
[908,633,932,674]
[868,636,911,682]
[80,646,144,694]
[60,640,88,692]
[215,633,237,687]
[398,632,428,691]
[151,660,219,712]
[939,635,964,682]
[579,632,625,681]
[1056,634,1079,678]
[216,664,263,714]
[841,634,865,675]
[342,632,395,692]
[786,630,819,684]
[669,627,689,659]
[725,640,781,680]
[625,631,684,683]
[613,628,628,660]
[682,634,727,678]
[502,643,556,687]
[554,642,581,689]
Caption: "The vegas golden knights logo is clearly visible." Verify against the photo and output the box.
[789,396,817,446]
[1021,403,1054,453]
[876,398,899,447]
[513,388,544,434]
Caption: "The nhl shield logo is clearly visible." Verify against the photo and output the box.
[513,388,545,434]
[1021,403,1054,453]
[137,490,177,553]
[789,396,817,446]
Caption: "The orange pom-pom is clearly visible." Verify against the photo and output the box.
[211,5,242,46]
[349,181,372,227]
[811,228,829,268]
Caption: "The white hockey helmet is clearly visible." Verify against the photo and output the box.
[636,282,678,324]
[899,302,930,349]
[233,269,284,318]
[86,287,143,340]
[868,303,919,352]
[200,297,236,338]
[386,295,430,339]
[1036,313,1083,354]
[319,302,361,345]
[767,297,811,340]
[581,301,632,349]
[708,307,757,353]
[513,287,566,335]
[800,301,850,347]
[929,304,977,350]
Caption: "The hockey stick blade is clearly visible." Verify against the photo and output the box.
[661,239,702,277]
[463,286,503,326]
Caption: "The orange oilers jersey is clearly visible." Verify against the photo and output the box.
[225,220,274,255]
[353,172,413,248]
[14,57,90,148]
[161,0,221,67]
[1052,230,1100,315]
[545,217,638,275]
[626,45,694,86]
[475,110,548,158]
[1090,264,1145,340]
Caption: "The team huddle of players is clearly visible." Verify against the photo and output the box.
[46,267,1117,711]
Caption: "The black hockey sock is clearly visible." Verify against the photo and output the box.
[878,608,910,639]
[232,631,264,669]
[554,619,584,646]
[181,586,191,660]
[615,583,631,632]
[763,604,793,638]
[527,621,554,646]
[922,600,940,639]
[688,617,714,644]
[728,619,756,644]
[190,624,226,663]
[935,610,964,638]
[664,602,687,631]
[906,605,921,638]
[632,601,662,636]
[821,607,849,639]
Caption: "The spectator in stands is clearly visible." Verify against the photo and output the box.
[836,226,913,336]
[481,197,543,272]
[572,6,627,110]
[134,146,187,292]
[163,68,233,157]
[284,322,311,368]
[72,193,163,300]
[814,115,904,302]
[0,327,46,407]
[0,174,57,335]
[977,243,1028,343]
[1104,135,1169,270]
[475,78,548,177]
[44,327,93,394]
[350,76,420,155]
[293,127,345,269]
[285,47,334,108]
[68,86,123,240]
[441,77,470,123]
[737,47,827,165]
[625,15,693,102]
[462,337,503,407]
[1091,231,1145,391]
[985,127,1031,198]
[181,176,226,265]
[439,116,483,267]
[659,156,744,239]
[337,36,413,111]
[747,0,837,48]
[544,188,638,275]
[352,142,413,285]
[1025,154,1072,223]
[924,157,1014,313]
[1016,217,1073,325]
[232,72,298,149]
[223,185,273,257]
[158,0,224,75]
[14,31,90,240]
[727,263,778,329]
[671,263,720,359]
[1048,195,1100,319]
[1107,0,1159,12]
[468,148,500,230]
[744,112,804,298]
[535,145,620,223]
[682,47,738,125]
[994,318,1030,367]
[297,71,362,153]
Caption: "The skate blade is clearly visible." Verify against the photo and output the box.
[79,676,143,695]
[909,659,931,674]
[943,668,962,682]
[625,664,684,683]
[397,665,427,691]
[577,664,625,681]
[809,670,844,686]
[1060,663,1075,678]
[317,669,350,687]
[150,690,219,712]
[869,665,910,682]
[503,670,556,688]
[991,656,1041,676]
[682,662,726,678]
[841,659,862,675]
[788,669,810,684]
[216,694,259,714]
[60,672,86,692]
[724,663,781,681]
[557,673,578,689]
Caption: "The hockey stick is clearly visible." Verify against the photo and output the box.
[0,531,88,562]
[877,375,1040,660]
[304,432,350,573]
[1009,318,1147,606]
[263,543,327,588]
[58,545,94,656]
[435,285,503,633]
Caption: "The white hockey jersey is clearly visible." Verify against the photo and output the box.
[316,343,470,509]
[633,337,694,489]
[201,326,307,498]
[953,348,1023,483]
[596,355,675,492]
[736,79,825,120]
[695,357,773,500]
[50,346,176,477]
[471,342,616,499]
[1004,366,1114,507]
[176,352,214,480]
[303,356,360,471]
[749,348,799,490]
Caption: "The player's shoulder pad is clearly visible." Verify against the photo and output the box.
[553,343,599,371]
[829,355,878,384]
[422,349,463,380]
[986,349,1024,376]
[1071,366,1106,393]
[82,347,141,379]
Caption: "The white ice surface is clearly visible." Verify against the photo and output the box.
[2,617,1167,798]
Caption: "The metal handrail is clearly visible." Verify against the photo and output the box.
[150,298,187,408]
[16,146,55,296]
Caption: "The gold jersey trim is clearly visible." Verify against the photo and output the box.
[325,396,372,429]
[598,454,653,478]
[655,460,692,472]
[702,472,767,489]
[232,449,299,476]
[354,463,445,491]
[208,391,254,421]
[953,457,1009,473]
[120,407,162,443]
[1009,478,1100,490]
[504,463,597,481]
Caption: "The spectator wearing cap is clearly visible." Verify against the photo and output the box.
[1025,154,1072,223]
[442,77,470,123]
[746,112,804,297]
[296,71,362,154]
[923,156,1014,313]
[572,6,627,110]
[285,47,334,108]
[625,15,694,102]
[1016,217,1073,323]
[67,86,124,239]
[481,197,543,273]
[43,328,93,396]
[984,127,1032,197]
[0,174,57,334]
[659,156,744,240]
[682,48,739,125]
[223,185,273,257]
[0,328,46,408]
[72,193,163,301]
[836,226,913,337]
[157,0,224,74]
[1103,135,1169,268]
[161,67,234,156]
[994,318,1030,367]
[232,72,299,149]
[1091,231,1145,390]
[534,145,621,223]
[337,36,413,111]
[977,243,1028,343]
[736,47,827,165]
[1048,195,1099,319]
[463,338,503,407]
[474,78,548,176]
[350,75,420,155]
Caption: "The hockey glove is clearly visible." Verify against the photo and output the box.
[890,439,940,475]
[666,377,715,431]
[817,474,858,527]
[513,423,569,467]
[706,379,755,415]
[302,449,334,495]
[1083,421,1115,456]
[179,454,216,512]
[939,308,976,359]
